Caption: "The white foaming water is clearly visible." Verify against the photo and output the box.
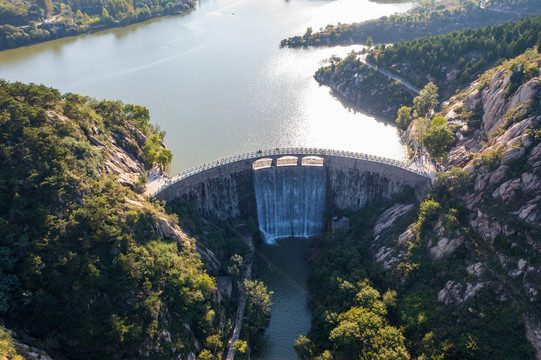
[253,166,326,243]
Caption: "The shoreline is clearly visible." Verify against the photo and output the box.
[0,7,195,53]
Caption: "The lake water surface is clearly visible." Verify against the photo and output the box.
[0,0,412,173]
[0,0,413,357]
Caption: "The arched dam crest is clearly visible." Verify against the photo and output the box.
[153,149,432,241]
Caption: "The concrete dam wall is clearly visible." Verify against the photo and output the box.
[153,149,431,241]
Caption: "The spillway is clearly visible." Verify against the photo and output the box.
[253,165,326,243]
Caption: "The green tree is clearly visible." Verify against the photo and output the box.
[0,326,24,360]
[226,254,243,281]
[100,7,113,23]
[143,134,173,169]
[424,116,454,160]
[205,334,223,355]
[233,340,248,360]
[243,279,273,328]
[304,27,313,39]
[366,36,373,47]
[413,82,439,118]
[294,335,314,360]
[37,0,54,18]
[396,106,413,128]
[326,281,409,359]
[413,117,431,151]
[197,349,214,360]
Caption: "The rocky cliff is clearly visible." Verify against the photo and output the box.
[369,49,541,358]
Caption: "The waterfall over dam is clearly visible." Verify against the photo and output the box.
[152,148,432,240]
[253,165,326,243]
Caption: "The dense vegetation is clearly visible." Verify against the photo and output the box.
[0,81,223,359]
[314,16,541,119]
[369,15,541,96]
[0,326,24,360]
[282,0,540,48]
[0,0,194,51]
[297,177,536,359]
[167,202,274,357]
[314,52,414,119]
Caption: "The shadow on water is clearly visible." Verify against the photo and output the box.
[252,237,312,360]
[326,87,399,126]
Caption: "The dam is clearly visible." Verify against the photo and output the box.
[152,148,432,242]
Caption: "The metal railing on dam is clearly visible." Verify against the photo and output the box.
[149,147,433,197]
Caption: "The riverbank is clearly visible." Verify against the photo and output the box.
[0,1,194,52]
[314,52,414,120]
[281,0,540,48]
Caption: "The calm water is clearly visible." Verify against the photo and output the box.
[0,0,413,357]
[0,0,412,173]
[253,238,312,360]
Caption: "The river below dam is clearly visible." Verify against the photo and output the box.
[253,237,312,360]
[0,0,413,357]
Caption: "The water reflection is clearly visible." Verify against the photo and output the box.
[0,0,412,173]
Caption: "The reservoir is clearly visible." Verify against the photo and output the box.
[0,0,412,357]
[0,0,412,173]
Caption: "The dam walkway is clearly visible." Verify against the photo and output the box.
[146,147,434,197]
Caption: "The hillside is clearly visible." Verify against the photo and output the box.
[0,0,194,51]
[295,44,541,360]
[315,16,541,120]
[281,0,540,48]
[0,81,228,359]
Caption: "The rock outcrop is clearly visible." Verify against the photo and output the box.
[52,110,166,190]
[372,52,541,356]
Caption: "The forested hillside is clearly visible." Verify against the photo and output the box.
[370,16,541,96]
[0,81,223,359]
[296,41,541,360]
[282,0,540,48]
[315,16,541,119]
[0,0,194,50]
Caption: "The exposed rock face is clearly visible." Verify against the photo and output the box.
[444,65,541,250]
[439,60,541,355]
[217,276,233,300]
[466,262,484,277]
[48,111,161,190]
[480,69,509,135]
[373,204,415,242]
[372,204,415,272]
[158,218,221,275]
[525,317,541,360]
[14,341,54,360]
[374,246,404,271]
[429,235,464,261]
[438,280,486,305]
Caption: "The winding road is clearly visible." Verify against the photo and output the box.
[358,54,421,95]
